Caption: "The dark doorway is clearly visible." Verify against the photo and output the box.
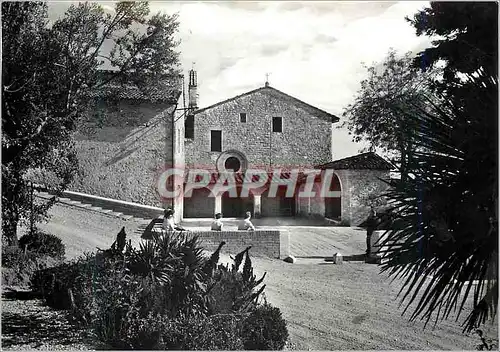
[325,197,341,219]
[280,197,296,216]
[222,195,244,217]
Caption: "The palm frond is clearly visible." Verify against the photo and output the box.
[379,70,498,332]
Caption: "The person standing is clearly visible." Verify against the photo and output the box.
[238,211,256,231]
[211,213,224,231]
[366,207,377,257]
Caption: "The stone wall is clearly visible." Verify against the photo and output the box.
[185,88,333,171]
[188,230,281,258]
[183,188,215,218]
[301,169,390,226]
[71,101,177,208]
[346,169,391,226]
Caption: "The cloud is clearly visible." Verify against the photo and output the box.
[260,43,290,57]
[277,1,398,21]
[315,33,338,44]
[218,56,240,71]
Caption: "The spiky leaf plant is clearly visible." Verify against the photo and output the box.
[378,69,497,332]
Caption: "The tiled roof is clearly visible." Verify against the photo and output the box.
[193,85,339,123]
[89,74,182,103]
[316,152,394,170]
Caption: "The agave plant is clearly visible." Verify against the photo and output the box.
[378,69,497,332]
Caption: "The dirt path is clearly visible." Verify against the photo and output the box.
[1,290,104,350]
[219,255,497,351]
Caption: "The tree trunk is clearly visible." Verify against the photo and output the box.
[2,169,22,248]
[2,208,19,247]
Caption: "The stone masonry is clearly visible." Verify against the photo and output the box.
[71,97,182,212]
[185,86,335,171]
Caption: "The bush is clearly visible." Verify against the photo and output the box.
[162,314,245,350]
[2,245,61,288]
[241,303,289,350]
[32,228,287,349]
[19,229,65,259]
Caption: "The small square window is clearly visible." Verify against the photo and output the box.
[272,116,283,133]
[211,130,222,152]
[240,113,247,123]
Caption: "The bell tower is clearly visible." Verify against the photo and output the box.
[188,66,198,110]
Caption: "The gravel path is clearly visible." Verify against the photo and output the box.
[1,290,105,350]
[247,258,497,350]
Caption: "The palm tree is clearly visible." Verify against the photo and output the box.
[379,68,498,332]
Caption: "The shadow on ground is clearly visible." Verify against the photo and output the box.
[1,291,93,349]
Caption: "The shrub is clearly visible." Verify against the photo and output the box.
[32,228,287,350]
[2,246,25,268]
[241,303,289,350]
[19,229,65,259]
[162,314,245,350]
[207,248,266,315]
[2,245,61,288]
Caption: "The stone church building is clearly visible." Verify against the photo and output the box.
[72,69,392,226]
[178,69,391,225]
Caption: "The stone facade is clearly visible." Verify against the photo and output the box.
[182,84,337,219]
[69,72,392,227]
[345,169,391,226]
[71,93,183,221]
[300,169,391,226]
[185,86,334,171]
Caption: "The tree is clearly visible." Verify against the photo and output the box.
[341,49,440,181]
[379,2,498,333]
[381,69,497,334]
[408,2,497,85]
[2,1,180,246]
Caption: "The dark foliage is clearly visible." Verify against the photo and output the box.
[19,229,65,259]
[240,303,289,350]
[408,2,497,83]
[2,245,61,288]
[2,1,180,247]
[378,70,497,332]
[31,228,284,349]
[208,250,266,314]
[162,315,245,350]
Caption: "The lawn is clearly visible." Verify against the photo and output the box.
[6,203,498,350]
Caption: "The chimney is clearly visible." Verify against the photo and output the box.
[188,68,198,110]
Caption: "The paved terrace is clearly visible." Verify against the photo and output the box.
[180,218,367,258]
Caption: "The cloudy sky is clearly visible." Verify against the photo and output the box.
[49,1,432,159]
